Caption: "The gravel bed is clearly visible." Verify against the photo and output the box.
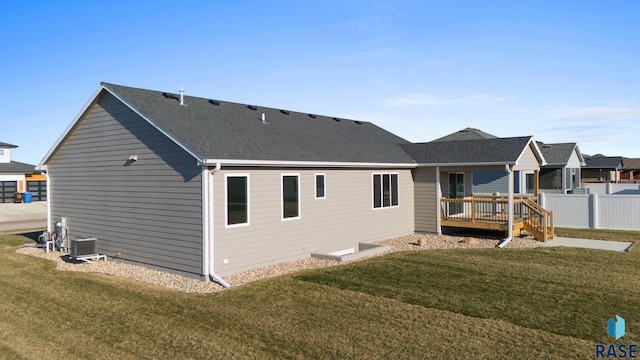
[16,232,542,294]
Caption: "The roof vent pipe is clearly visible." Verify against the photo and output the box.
[261,113,266,124]
[179,87,185,105]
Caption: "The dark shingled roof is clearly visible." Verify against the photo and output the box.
[102,83,413,164]
[583,155,624,169]
[538,142,579,165]
[623,158,640,170]
[0,142,17,148]
[402,137,533,164]
[0,161,38,173]
[431,128,498,142]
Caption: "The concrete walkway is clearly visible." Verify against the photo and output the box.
[0,202,47,232]
[540,236,634,252]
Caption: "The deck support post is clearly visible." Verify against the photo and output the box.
[498,165,514,248]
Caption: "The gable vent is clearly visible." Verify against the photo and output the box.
[248,105,258,111]
[280,110,290,115]
[308,114,317,118]
[333,117,341,122]
[209,100,220,106]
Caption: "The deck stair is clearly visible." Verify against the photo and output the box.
[520,198,554,242]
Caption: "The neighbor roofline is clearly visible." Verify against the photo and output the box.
[203,159,417,168]
[574,144,587,166]
[38,84,205,169]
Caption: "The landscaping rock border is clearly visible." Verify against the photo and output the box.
[16,233,542,294]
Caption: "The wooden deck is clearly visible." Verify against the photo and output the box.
[440,195,554,242]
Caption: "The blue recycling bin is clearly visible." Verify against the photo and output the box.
[22,192,32,204]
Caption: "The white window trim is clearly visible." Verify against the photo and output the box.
[372,172,400,210]
[224,173,250,228]
[314,173,326,199]
[520,170,535,195]
[281,173,301,221]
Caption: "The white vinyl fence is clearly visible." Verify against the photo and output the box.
[539,192,640,230]
[583,183,640,196]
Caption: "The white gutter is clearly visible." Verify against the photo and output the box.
[204,159,417,168]
[435,166,442,235]
[204,162,230,288]
[416,161,516,167]
[42,169,52,233]
[497,164,514,248]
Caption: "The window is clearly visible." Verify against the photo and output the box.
[525,173,534,194]
[373,173,398,208]
[282,174,300,220]
[315,173,325,199]
[226,175,248,226]
[0,150,4,155]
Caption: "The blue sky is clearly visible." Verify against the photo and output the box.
[2,1,638,165]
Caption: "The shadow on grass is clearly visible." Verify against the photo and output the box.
[19,231,43,243]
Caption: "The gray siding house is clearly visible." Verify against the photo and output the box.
[39,83,415,284]
[537,142,585,193]
[40,84,557,285]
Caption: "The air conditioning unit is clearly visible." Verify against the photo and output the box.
[70,238,97,259]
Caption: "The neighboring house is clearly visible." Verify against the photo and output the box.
[39,83,554,284]
[39,83,416,283]
[621,158,640,182]
[431,127,498,142]
[0,142,46,203]
[582,155,624,183]
[537,142,586,193]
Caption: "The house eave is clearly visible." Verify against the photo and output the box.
[415,161,515,167]
[38,84,206,168]
[204,159,417,168]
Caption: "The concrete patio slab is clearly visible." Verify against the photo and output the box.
[540,236,633,252]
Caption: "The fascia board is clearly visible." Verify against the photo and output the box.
[414,161,514,167]
[103,86,205,164]
[38,84,205,170]
[37,85,104,169]
[204,159,417,168]
[514,137,547,167]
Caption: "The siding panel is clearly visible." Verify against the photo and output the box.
[472,171,507,195]
[47,92,203,275]
[213,168,414,276]
[413,168,438,233]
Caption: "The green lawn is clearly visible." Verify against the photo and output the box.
[1,230,639,359]
[555,227,640,242]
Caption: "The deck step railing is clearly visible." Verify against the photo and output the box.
[520,198,554,242]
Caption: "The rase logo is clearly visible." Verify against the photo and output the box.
[609,315,626,340]
[595,315,637,359]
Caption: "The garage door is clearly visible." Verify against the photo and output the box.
[27,181,47,201]
[0,181,17,203]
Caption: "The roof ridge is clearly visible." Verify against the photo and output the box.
[102,82,372,125]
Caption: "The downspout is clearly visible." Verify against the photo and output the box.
[207,162,230,288]
[43,170,52,233]
[497,164,513,248]
[435,166,442,235]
